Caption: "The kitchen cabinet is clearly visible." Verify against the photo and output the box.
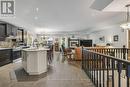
[0,49,12,66]
[12,50,21,60]
[0,24,6,41]
[6,24,17,36]
[0,23,18,41]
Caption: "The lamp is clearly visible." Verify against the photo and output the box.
[120,4,130,29]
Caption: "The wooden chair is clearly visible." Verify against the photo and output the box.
[60,46,73,61]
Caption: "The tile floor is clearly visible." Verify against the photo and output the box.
[0,52,94,87]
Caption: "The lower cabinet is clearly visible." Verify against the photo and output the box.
[0,49,12,66]
[12,50,21,60]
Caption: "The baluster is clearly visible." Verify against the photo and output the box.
[111,59,115,87]
[101,49,103,54]
[85,51,87,73]
[89,52,91,77]
[84,51,86,71]
[117,62,122,87]
[82,47,84,69]
[127,49,128,60]
[89,52,91,78]
[90,52,92,79]
[113,49,115,57]
[107,58,109,87]
[102,57,105,87]
[90,52,92,80]
[88,52,90,76]
[94,54,96,85]
[118,49,121,59]
[92,53,94,82]
[99,55,102,87]
[121,49,123,59]
[126,64,130,87]
[123,46,126,60]
[115,49,117,58]
[96,54,99,87]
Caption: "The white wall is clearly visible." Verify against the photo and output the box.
[88,27,128,48]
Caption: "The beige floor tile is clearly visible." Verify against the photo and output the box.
[0,52,94,87]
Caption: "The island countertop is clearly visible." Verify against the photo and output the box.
[22,47,50,52]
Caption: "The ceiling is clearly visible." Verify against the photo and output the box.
[1,0,130,34]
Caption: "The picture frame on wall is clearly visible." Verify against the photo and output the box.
[113,35,118,41]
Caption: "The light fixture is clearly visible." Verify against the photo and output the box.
[34,16,38,20]
[36,8,39,12]
[120,4,130,29]
[35,28,53,34]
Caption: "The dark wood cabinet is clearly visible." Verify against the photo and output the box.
[6,24,17,37]
[6,24,12,36]
[12,26,17,36]
[0,24,6,41]
[0,49,12,66]
[0,23,18,41]
[12,50,21,60]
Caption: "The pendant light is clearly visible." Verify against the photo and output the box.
[120,4,130,29]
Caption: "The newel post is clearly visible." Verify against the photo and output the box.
[123,45,126,60]
[82,46,84,69]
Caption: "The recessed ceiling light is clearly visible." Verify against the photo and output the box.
[36,8,39,12]
[34,16,38,20]
[35,28,53,34]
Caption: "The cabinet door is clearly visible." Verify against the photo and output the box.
[6,24,12,36]
[13,50,21,60]
[12,26,17,36]
[0,24,6,41]
[7,24,17,36]
[0,49,12,66]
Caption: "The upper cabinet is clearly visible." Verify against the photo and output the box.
[17,29,24,43]
[0,23,18,41]
[6,24,17,37]
[0,24,6,41]
[11,25,17,36]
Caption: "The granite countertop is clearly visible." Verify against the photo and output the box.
[12,47,22,51]
[0,48,12,50]
[22,47,50,52]
[0,47,23,51]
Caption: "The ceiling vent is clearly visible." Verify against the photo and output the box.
[90,0,113,10]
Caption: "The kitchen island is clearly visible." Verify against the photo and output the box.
[22,47,49,75]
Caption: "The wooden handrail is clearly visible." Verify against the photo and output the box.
[83,49,130,64]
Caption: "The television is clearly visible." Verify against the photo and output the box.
[80,40,92,47]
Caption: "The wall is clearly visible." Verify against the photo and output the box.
[88,27,128,48]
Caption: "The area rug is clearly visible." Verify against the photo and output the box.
[14,67,50,82]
